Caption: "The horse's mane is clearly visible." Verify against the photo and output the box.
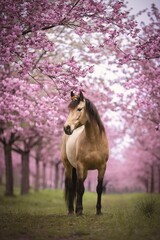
[85,98,105,134]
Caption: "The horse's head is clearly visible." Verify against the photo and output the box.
[64,91,87,135]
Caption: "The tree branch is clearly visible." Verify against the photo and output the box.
[12,144,23,154]
[22,0,81,35]
[132,55,160,61]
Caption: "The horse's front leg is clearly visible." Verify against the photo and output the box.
[76,179,84,216]
[96,164,106,215]
[76,165,87,216]
[64,163,74,215]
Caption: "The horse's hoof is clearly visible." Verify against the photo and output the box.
[76,211,83,216]
[68,211,74,216]
[96,211,102,215]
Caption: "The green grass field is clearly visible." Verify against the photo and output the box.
[0,187,160,240]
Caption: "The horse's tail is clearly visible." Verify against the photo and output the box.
[65,167,77,207]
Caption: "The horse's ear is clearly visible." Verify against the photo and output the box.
[71,91,75,99]
[79,91,84,101]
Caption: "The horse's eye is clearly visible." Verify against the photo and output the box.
[77,108,82,112]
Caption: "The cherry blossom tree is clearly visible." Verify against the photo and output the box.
[0,0,159,195]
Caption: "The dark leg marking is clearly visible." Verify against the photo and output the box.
[65,178,74,214]
[96,179,103,215]
[76,179,85,216]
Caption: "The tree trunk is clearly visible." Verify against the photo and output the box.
[35,157,40,192]
[87,180,91,192]
[159,166,160,193]
[150,165,154,193]
[0,168,3,185]
[4,143,14,196]
[60,166,65,189]
[42,162,46,189]
[49,161,54,188]
[21,151,30,195]
[145,179,149,193]
[54,163,59,189]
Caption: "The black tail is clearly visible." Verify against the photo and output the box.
[65,167,77,209]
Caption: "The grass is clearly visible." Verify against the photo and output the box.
[135,197,157,218]
[0,187,160,240]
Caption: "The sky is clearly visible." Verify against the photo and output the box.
[127,0,160,26]
[128,0,160,14]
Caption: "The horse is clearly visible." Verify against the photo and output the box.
[61,91,109,216]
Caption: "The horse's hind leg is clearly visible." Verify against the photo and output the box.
[96,164,106,215]
[64,163,75,215]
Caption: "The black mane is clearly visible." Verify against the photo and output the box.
[85,98,105,134]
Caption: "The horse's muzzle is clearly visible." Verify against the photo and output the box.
[64,125,73,135]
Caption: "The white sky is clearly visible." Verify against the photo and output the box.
[128,0,160,12]
[127,0,160,24]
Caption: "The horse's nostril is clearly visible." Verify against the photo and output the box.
[64,125,71,134]
[66,125,70,131]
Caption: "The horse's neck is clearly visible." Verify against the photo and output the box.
[85,120,101,142]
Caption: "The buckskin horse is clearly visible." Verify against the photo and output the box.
[61,91,109,215]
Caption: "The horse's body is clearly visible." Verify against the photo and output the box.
[61,91,109,215]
